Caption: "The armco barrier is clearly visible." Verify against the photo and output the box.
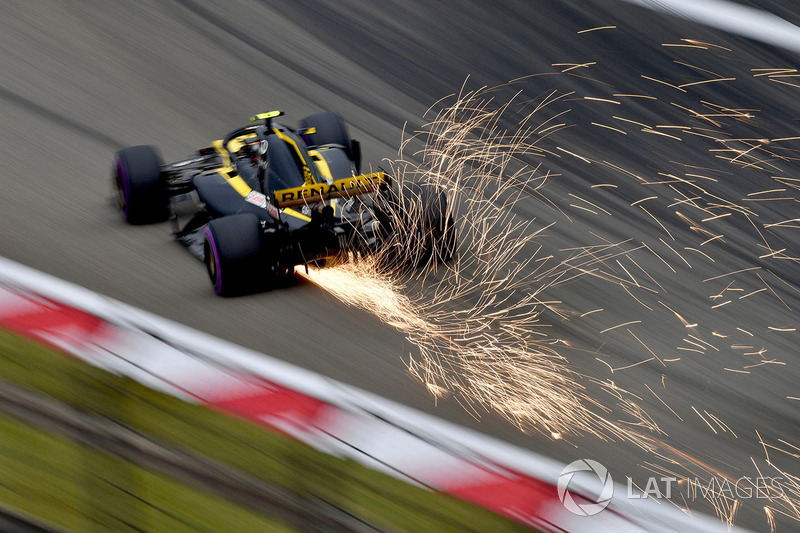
[0,257,745,532]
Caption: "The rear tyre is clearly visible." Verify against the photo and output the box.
[113,145,168,224]
[203,214,266,297]
[299,111,361,172]
[421,185,456,264]
[374,182,456,268]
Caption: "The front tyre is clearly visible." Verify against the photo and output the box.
[113,145,168,224]
[203,214,265,297]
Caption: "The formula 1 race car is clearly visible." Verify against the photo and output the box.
[113,110,455,295]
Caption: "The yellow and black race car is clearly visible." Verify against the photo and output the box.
[112,111,454,295]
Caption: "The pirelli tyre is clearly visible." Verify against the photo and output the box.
[203,214,266,296]
[374,182,456,268]
[430,209,456,264]
[299,111,361,172]
[113,145,169,224]
[416,183,456,264]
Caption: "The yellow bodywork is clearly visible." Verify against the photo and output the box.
[274,172,387,208]
[209,132,353,222]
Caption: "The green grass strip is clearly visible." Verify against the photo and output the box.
[0,411,294,532]
[0,330,532,532]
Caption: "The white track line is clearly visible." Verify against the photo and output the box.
[623,0,800,52]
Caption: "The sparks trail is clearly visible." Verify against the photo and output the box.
[305,84,641,439]
[306,34,800,529]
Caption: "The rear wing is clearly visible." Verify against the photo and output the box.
[274,172,388,208]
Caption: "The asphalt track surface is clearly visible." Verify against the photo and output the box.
[1,2,799,531]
